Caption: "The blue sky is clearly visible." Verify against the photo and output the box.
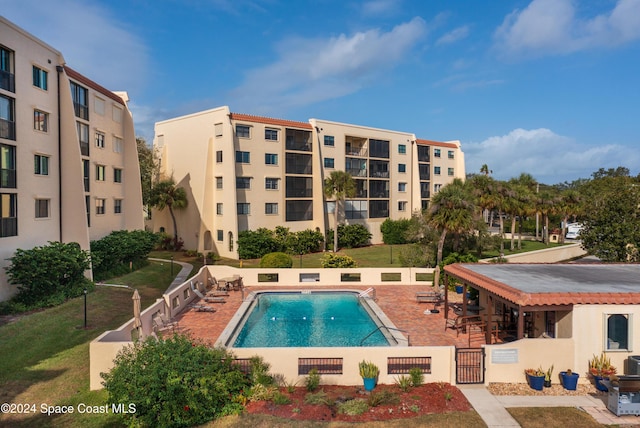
[3,0,640,184]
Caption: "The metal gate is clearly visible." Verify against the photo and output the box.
[455,348,485,384]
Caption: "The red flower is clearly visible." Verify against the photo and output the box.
[184,405,190,411]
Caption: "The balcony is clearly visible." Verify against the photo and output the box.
[0,217,17,237]
[0,70,15,93]
[1,168,16,188]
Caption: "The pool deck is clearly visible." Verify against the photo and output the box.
[174,285,480,348]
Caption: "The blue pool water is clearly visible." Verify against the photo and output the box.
[233,292,390,347]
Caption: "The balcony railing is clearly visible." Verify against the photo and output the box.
[0,70,15,92]
[0,118,16,140]
[345,147,367,157]
[1,168,16,188]
[346,168,367,177]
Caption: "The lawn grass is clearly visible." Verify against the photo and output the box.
[0,261,172,427]
[507,407,602,428]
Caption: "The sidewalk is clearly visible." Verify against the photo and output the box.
[148,258,193,292]
[460,385,640,427]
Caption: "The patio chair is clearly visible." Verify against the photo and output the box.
[188,303,216,313]
[153,314,178,333]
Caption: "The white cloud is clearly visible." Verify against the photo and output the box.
[436,25,469,46]
[1,0,149,92]
[463,128,640,183]
[494,0,640,58]
[232,17,427,113]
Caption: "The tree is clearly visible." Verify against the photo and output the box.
[137,137,160,217]
[508,173,537,250]
[323,171,356,252]
[149,178,188,245]
[428,178,476,265]
[557,189,582,243]
[579,172,640,261]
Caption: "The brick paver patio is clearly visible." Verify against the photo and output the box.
[174,284,485,348]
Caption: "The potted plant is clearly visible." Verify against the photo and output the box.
[359,360,380,392]
[560,369,579,390]
[588,352,617,392]
[544,365,554,388]
[525,367,545,391]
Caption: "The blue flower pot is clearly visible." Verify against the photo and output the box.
[528,374,544,391]
[560,372,579,390]
[455,285,464,294]
[593,375,608,392]
[363,377,376,391]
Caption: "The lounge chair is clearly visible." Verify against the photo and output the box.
[153,314,178,333]
[191,281,226,303]
[188,303,216,312]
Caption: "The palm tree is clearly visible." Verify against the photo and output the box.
[508,173,537,250]
[323,171,356,252]
[428,178,476,265]
[558,189,582,243]
[150,178,188,245]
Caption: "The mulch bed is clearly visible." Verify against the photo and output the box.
[245,382,472,423]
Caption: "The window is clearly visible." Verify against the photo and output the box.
[34,154,49,175]
[448,150,454,159]
[85,195,90,227]
[417,145,430,162]
[285,128,312,151]
[265,177,279,190]
[0,46,14,92]
[114,168,122,183]
[70,82,88,120]
[236,125,250,138]
[286,176,312,197]
[369,200,389,218]
[94,97,105,115]
[369,160,389,178]
[369,139,389,158]
[77,122,89,156]
[324,135,335,146]
[265,203,278,214]
[215,177,223,189]
[83,160,90,192]
[96,165,106,181]
[95,131,105,148]
[113,136,123,153]
[606,314,631,350]
[345,200,367,219]
[448,167,454,176]
[35,199,49,218]
[265,128,278,141]
[216,203,223,215]
[398,182,406,192]
[216,151,222,163]
[32,66,48,90]
[216,230,223,241]
[369,180,389,198]
[0,193,18,237]
[265,153,278,165]
[285,153,312,174]
[398,144,406,154]
[235,151,250,163]
[34,110,48,132]
[420,182,430,198]
[214,123,223,137]
[398,163,406,173]
[0,95,16,140]
[237,203,250,215]
[114,199,122,214]
[434,148,441,157]
[95,198,105,215]
[398,201,407,211]
[236,177,251,189]
[434,166,441,175]
[434,184,442,193]
[324,157,334,168]
[112,106,122,123]
[0,144,16,188]
[285,200,313,221]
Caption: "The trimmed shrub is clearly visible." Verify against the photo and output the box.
[237,228,282,259]
[6,241,92,308]
[101,334,248,427]
[338,224,372,248]
[260,252,293,268]
[380,218,411,244]
[320,253,357,268]
[91,230,159,280]
[399,243,435,267]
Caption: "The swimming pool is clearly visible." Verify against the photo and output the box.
[224,291,403,347]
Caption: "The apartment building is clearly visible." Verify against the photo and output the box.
[152,106,464,259]
[0,17,143,300]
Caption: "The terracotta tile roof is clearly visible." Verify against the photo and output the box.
[416,138,459,149]
[63,66,125,106]
[229,113,312,130]
[445,263,640,307]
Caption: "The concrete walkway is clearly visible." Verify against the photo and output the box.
[461,385,640,427]
[148,258,193,292]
